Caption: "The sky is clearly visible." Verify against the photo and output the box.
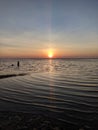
[0,0,98,58]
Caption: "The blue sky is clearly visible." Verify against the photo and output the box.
[0,0,98,58]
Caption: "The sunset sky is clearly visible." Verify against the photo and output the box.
[0,0,98,58]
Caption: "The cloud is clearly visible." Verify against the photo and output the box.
[0,43,20,47]
[0,30,52,50]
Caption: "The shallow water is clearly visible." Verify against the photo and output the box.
[0,58,98,127]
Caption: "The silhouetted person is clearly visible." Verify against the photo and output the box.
[17,61,20,67]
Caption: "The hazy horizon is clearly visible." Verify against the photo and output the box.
[0,0,98,58]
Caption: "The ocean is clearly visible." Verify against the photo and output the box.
[0,58,98,128]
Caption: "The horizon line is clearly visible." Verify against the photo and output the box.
[0,57,98,59]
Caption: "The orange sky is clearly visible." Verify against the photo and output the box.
[0,47,98,58]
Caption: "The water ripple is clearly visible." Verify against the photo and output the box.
[0,59,98,126]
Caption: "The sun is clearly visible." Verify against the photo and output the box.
[48,52,53,58]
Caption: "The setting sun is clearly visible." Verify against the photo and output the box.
[48,52,53,58]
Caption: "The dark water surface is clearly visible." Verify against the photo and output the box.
[0,59,98,128]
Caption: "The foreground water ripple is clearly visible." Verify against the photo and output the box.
[0,59,98,127]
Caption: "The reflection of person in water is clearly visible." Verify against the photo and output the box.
[17,61,20,67]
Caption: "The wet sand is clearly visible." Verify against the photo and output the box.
[0,111,98,130]
[0,111,73,130]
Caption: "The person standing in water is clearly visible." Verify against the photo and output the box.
[17,61,20,67]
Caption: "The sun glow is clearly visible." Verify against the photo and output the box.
[48,52,53,58]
